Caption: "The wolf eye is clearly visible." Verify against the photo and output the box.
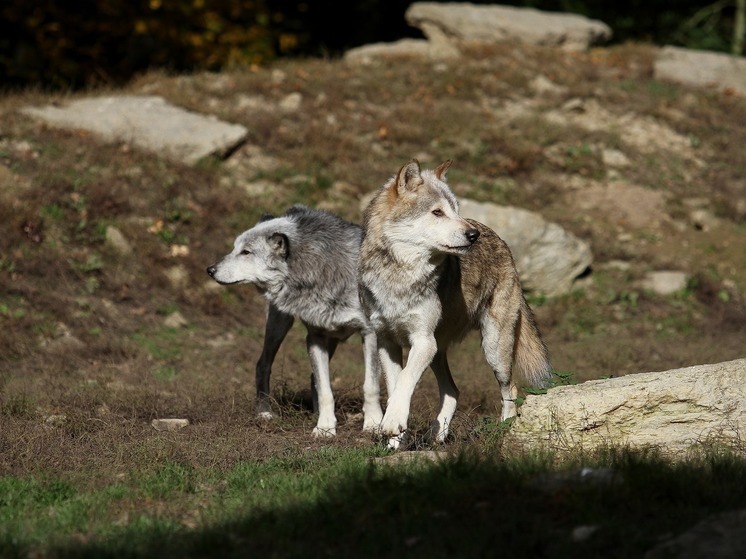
[432,208,444,217]
[240,249,251,256]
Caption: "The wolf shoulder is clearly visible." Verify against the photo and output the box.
[286,204,361,249]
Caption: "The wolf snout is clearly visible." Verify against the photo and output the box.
[207,265,217,277]
[465,228,480,244]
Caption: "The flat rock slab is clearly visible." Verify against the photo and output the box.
[654,46,746,96]
[406,2,612,52]
[345,38,459,64]
[22,95,248,165]
[506,359,746,458]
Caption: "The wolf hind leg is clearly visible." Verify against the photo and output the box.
[480,313,519,421]
[306,332,337,437]
[256,304,294,420]
[361,330,383,432]
[428,351,460,443]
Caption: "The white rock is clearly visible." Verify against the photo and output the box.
[506,359,746,457]
[21,95,247,164]
[405,2,612,52]
[640,271,688,295]
[654,46,746,96]
[105,226,132,255]
[151,418,190,431]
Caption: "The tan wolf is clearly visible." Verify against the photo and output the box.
[358,159,552,447]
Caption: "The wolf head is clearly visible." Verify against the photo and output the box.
[207,216,293,291]
[364,159,479,259]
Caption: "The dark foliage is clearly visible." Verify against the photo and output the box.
[0,1,740,91]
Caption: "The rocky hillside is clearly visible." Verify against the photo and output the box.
[1,5,745,473]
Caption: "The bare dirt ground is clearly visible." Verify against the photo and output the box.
[1,41,744,484]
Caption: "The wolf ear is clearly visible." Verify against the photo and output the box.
[396,159,423,194]
[268,233,289,259]
[434,159,452,181]
[259,212,275,223]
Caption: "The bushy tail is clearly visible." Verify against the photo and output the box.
[515,300,552,388]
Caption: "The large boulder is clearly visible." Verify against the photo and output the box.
[406,2,612,52]
[506,359,746,458]
[346,2,612,63]
[654,46,746,97]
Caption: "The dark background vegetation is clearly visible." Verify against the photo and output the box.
[1,0,742,91]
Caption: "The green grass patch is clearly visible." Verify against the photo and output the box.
[132,328,184,361]
[152,366,178,382]
[1,447,745,558]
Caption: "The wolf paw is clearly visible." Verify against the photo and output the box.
[312,426,337,438]
[362,412,384,433]
[501,399,518,421]
[256,411,273,421]
[380,402,408,434]
[387,430,412,450]
[380,415,407,438]
[428,419,450,443]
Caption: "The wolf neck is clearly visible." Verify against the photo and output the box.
[392,241,444,275]
[365,239,446,295]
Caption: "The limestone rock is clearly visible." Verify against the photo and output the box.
[639,270,689,296]
[21,95,248,165]
[406,2,612,52]
[151,418,190,431]
[654,46,746,96]
[506,359,746,457]
[345,38,458,64]
[104,226,132,255]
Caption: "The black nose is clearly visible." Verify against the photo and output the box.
[207,266,216,277]
[465,228,480,244]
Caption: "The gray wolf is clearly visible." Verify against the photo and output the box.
[207,205,383,437]
[358,159,552,447]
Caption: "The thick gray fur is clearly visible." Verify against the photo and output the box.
[207,204,383,437]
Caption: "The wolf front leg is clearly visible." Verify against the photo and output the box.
[376,336,407,449]
[361,330,384,431]
[377,336,403,400]
[255,304,294,420]
[306,332,337,437]
[380,333,437,445]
